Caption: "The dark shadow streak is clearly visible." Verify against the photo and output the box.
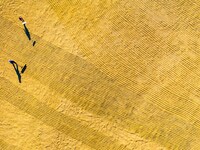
[33,41,36,46]
[21,64,27,74]
[24,24,31,40]
[10,61,21,83]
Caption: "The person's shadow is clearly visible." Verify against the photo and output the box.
[9,60,27,83]
[24,24,31,40]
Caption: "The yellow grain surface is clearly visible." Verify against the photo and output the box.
[0,0,199,149]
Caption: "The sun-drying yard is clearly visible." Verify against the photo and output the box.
[1,0,200,149]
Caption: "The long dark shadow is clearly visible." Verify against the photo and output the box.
[9,61,21,83]
[23,24,31,40]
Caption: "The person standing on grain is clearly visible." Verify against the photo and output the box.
[19,16,26,25]
[19,16,31,40]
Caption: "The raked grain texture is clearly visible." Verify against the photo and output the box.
[0,0,200,149]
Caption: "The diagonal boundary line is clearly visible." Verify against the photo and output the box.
[42,0,200,129]
[0,15,117,84]
[0,4,198,149]
[0,78,128,150]
[0,6,200,145]
[37,0,200,146]
[45,0,122,35]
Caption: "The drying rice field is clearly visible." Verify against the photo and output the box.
[1,0,200,149]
